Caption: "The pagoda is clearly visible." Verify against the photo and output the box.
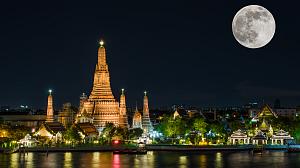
[46,89,54,122]
[79,40,120,130]
[132,104,142,129]
[118,89,129,128]
[142,91,153,133]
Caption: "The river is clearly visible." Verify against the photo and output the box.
[0,151,299,167]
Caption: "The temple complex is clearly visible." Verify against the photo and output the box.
[78,41,120,130]
[252,104,278,134]
[118,89,129,128]
[46,90,54,122]
[142,91,153,133]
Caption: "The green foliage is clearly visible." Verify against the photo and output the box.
[64,126,81,143]
[193,117,207,137]
[101,123,129,143]
[157,115,186,139]
[128,128,143,140]
[0,123,30,141]
[102,123,116,143]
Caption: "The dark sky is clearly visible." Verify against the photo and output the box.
[1,1,300,109]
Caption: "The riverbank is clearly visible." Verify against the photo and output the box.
[0,144,296,153]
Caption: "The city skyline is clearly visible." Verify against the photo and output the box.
[1,1,300,108]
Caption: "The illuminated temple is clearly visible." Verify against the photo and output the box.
[78,41,120,130]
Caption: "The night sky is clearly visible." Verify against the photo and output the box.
[1,1,300,109]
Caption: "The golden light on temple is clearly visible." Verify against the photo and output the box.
[79,40,122,128]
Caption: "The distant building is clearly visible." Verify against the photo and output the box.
[173,109,181,119]
[273,108,297,119]
[58,103,75,128]
[18,134,38,147]
[0,115,45,129]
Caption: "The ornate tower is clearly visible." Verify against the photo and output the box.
[119,89,128,128]
[79,40,119,129]
[132,104,142,129]
[142,91,153,133]
[46,89,54,122]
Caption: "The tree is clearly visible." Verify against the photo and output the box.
[64,126,81,144]
[209,122,227,143]
[193,117,208,144]
[101,123,116,143]
[156,115,187,143]
[128,128,143,140]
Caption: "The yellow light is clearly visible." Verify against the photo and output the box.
[100,40,104,46]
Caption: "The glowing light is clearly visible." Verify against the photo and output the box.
[99,40,104,46]
[49,89,52,94]
[113,140,119,144]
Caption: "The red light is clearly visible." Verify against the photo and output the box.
[113,140,119,144]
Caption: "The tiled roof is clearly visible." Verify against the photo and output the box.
[76,123,98,136]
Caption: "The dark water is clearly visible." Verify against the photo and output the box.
[0,151,300,168]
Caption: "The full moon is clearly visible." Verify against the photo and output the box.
[232,5,276,49]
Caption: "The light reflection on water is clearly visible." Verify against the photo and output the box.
[179,156,187,168]
[113,154,120,168]
[1,151,300,168]
[215,152,223,168]
[199,154,207,168]
[64,152,72,168]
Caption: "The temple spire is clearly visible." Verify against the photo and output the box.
[119,88,128,128]
[142,90,153,133]
[99,40,104,47]
[89,39,115,100]
[143,91,149,115]
[46,89,54,122]
[135,101,138,112]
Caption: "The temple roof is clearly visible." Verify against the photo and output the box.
[230,129,247,138]
[38,122,66,136]
[76,123,98,136]
[255,104,278,119]
[259,119,269,131]
[253,130,267,140]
